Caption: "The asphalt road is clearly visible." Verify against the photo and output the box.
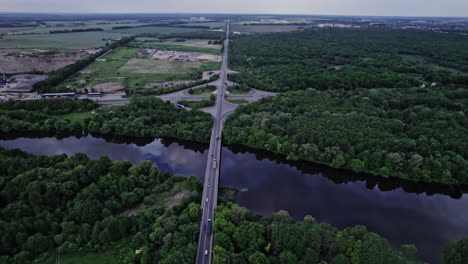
[195,21,230,264]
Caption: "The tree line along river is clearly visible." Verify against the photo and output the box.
[0,133,467,264]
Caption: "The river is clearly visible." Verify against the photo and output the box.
[0,134,466,264]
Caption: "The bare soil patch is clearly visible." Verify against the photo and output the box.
[1,74,48,92]
[165,189,191,208]
[91,82,126,93]
[144,80,192,89]
[151,49,221,62]
[0,49,88,73]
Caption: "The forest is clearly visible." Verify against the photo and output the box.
[213,202,422,264]
[228,29,468,92]
[444,238,468,264]
[0,97,213,143]
[224,87,468,184]
[0,146,429,264]
[0,147,203,264]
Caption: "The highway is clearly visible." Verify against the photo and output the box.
[195,21,230,264]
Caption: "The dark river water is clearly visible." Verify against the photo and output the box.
[0,134,467,264]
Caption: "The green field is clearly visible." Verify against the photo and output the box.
[137,38,222,54]
[177,99,215,109]
[119,59,202,74]
[7,23,154,35]
[110,26,200,35]
[141,43,221,54]
[56,46,216,91]
[55,112,92,122]
[231,24,302,33]
[57,58,186,90]
[188,85,216,95]
[0,31,129,49]
[0,26,200,50]
[227,99,250,105]
[180,22,226,28]
[103,47,140,60]
[226,85,251,94]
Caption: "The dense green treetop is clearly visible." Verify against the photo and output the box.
[444,238,468,264]
[228,29,468,92]
[224,87,468,184]
[0,146,202,264]
[214,202,423,264]
[0,97,213,142]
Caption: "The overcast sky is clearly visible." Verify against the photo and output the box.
[2,0,468,17]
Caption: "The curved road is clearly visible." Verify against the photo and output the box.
[195,21,230,264]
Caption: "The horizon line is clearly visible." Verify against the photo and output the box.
[0,11,467,19]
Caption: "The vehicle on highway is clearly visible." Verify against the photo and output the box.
[204,249,208,256]
[206,219,212,233]
[206,197,209,203]
[216,136,220,140]
[213,160,217,169]
[176,104,185,108]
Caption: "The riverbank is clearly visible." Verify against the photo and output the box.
[0,134,466,263]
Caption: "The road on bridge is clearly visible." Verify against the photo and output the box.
[195,21,230,264]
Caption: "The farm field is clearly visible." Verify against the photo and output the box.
[138,38,222,54]
[0,31,129,49]
[56,47,217,92]
[0,27,37,34]
[231,24,303,33]
[141,43,221,54]
[119,59,202,74]
[179,21,226,28]
[6,22,154,35]
[110,26,200,34]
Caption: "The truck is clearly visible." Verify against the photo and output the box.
[206,219,212,233]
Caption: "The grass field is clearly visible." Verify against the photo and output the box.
[103,47,140,60]
[177,99,215,109]
[180,22,226,28]
[119,59,202,74]
[227,99,250,105]
[138,38,222,54]
[110,26,200,35]
[57,58,186,90]
[231,24,302,33]
[55,112,92,122]
[0,27,37,34]
[0,31,129,49]
[226,86,251,94]
[189,85,216,95]
[141,43,221,54]
[7,23,154,35]
[56,46,217,91]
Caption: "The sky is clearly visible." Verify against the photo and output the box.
[1,0,468,17]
